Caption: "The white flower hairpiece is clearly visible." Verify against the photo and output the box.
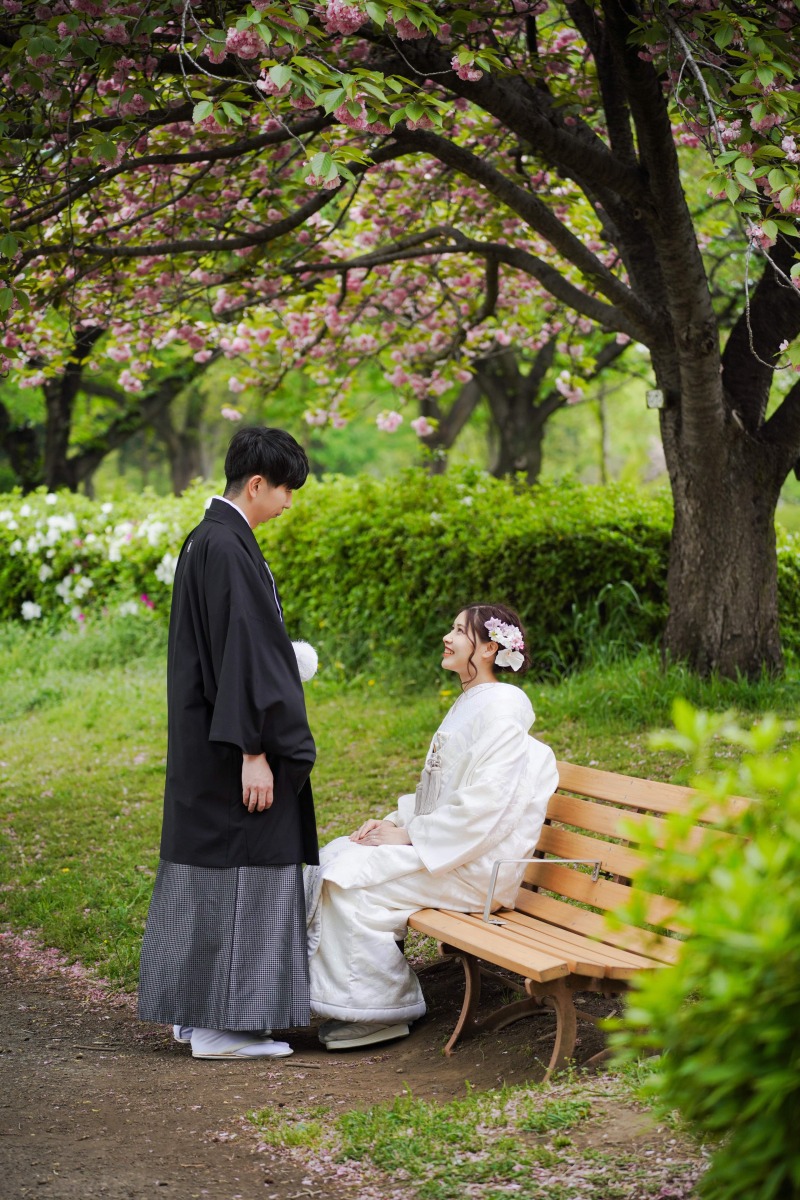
[484,618,525,672]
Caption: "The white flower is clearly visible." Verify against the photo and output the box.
[38,564,53,582]
[19,503,31,518]
[118,601,140,617]
[101,502,113,514]
[461,495,474,506]
[155,552,178,585]
[73,576,94,600]
[495,648,524,671]
[21,601,42,620]
[9,539,22,555]
[45,493,57,505]
[55,577,73,602]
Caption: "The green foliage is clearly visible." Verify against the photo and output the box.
[610,705,800,1200]
[3,473,800,677]
[267,470,675,676]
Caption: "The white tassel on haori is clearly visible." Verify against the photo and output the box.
[292,640,319,682]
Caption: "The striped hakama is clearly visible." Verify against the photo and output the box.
[138,861,310,1031]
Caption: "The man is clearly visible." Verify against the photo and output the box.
[138,427,318,1060]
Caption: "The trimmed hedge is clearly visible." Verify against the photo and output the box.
[1,470,798,675]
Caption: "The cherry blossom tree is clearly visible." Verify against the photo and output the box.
[2,1,800,675]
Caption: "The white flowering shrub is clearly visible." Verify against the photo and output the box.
[0,489,196,626]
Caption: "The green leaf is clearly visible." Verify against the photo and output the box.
[778,184,797,209]
[724,177,741,204]
[0,287,13,313]
[268,64,292,88]
[0,232,19,257]
[291,5,309,27]
[405,102,424,122]
[735,171,759,193]
[713,24,734,50]
[761,220,779,241]
[192,100,214,123]
[221,102,244,125]
[310,151,333,177]
[756,65,775,89]
[365,2,386,26]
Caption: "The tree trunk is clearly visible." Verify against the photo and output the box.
[662,421,785,677]
[420,380,481,474]
[0,403,41,492]
[42,327,104,491]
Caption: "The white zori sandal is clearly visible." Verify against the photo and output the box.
[189,1028,293,1059]
[318,1021,410,1051]
[172,1025,272,1046]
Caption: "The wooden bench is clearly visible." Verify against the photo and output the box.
[408,760,747,1078]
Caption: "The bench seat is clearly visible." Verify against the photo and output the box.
[408,760,746,1078]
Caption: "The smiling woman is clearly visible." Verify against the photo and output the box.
[304,602,557,1052]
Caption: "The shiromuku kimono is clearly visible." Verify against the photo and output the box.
[305,681,558,1025]
[138,498,317,1033]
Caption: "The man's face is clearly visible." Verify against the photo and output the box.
[252,479,293,524]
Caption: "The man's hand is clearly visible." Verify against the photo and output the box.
[242,754,274,812]
[352,820,412,847]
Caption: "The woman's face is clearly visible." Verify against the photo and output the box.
[442,610,480,678]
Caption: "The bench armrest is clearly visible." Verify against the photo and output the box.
[482,857,602,924]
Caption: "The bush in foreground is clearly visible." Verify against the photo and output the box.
[611,703,800,1200]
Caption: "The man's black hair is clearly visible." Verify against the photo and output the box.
[223,427,310,495]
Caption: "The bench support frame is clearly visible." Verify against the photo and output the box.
[438,942,626,1079]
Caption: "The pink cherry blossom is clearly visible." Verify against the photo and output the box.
[220,406,243,421]
[376,410,403,432]
[410,416,435,437]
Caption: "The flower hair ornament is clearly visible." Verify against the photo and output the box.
[484,618,525,672]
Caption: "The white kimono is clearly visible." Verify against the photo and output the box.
[306,682,558,1025]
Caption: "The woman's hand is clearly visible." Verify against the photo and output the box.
[354,821,412,847]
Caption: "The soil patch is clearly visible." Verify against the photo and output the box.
[1,947,620,1200]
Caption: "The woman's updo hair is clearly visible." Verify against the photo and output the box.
[462,603,532,677]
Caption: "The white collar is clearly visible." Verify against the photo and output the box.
[212,495,250,527]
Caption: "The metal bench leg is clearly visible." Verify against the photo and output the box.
[439,944,482,1056]
[530,978,578,1081]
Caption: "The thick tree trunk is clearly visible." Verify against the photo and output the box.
[662,419,785,678]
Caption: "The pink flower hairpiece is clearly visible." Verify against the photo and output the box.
[485,618,525,672]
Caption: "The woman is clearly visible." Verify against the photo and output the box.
[306,603,558,1051]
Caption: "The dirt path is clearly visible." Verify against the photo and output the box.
[0,946,613,1200]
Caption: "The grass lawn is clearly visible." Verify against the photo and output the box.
[2,616,798,989]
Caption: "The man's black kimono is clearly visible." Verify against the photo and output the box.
[138,498,318,1032]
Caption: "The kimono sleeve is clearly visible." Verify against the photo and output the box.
[406,723,557,876]
[202,541,314,764]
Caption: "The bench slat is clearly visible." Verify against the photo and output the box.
[546,793,741,853]
[496,912,651,979]
[555,761,749,822]
[499,909,661,975]
[408,908,570,982]
[452,911,605,976]
[536,823,646,879]
[513,890,682,964]
[520,861,685,933]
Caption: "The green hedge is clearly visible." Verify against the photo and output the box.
[1,470,799,675]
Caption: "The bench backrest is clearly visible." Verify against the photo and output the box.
[516,760,749,965]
